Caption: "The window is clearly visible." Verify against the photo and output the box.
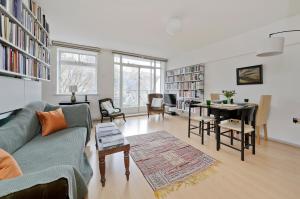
[114,54,166,113]
[57,48,97,95]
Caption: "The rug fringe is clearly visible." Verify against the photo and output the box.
[154,161,220,199]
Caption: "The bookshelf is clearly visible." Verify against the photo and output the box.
[164,64,205,112]
[0,0,51,81]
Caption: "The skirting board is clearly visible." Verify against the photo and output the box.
[266,136,300,148]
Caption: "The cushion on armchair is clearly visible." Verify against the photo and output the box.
[101,101,118,114]
[151,98,163,108]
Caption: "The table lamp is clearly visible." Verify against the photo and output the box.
[69,85,78,103]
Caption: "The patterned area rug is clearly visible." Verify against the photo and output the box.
[126,131,218,198]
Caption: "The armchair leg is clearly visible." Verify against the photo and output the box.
[123,114,126,122]
[101,116,103,123]
[148,112,150,118]
[110,117,113,122]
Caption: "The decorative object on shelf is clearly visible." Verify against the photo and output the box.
[293,118,299,124]
[256,30,300,57]
[222,90,236,104]
[85,95,88,102]
[69,85,77,103]
[244,98,249,103]
[236,65,263,85]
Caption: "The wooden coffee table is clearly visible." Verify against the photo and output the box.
[95,131,130,187]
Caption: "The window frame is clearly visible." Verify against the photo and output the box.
[56,48,98,95]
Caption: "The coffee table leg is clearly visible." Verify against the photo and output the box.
[124,149,130,181]
[99,154,106,187]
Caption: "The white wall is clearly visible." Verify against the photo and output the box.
[0,76,42,113]
[168,15,300,146]
[42,47,114,120]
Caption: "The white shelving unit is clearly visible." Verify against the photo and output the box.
[165,64,205,112]
[0,1,50,81]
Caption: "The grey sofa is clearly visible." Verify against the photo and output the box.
[0,102,93,199]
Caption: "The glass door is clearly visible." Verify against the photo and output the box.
[114,54,165,114]
[139,68,154,112]
[122,66,139,113]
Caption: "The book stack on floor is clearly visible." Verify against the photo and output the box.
[96,123,125,148]
[0,0,50,81]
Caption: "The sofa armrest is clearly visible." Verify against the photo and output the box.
[61,104,92,143]
[0,178,68,199]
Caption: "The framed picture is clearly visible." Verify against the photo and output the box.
[236,65,263,85]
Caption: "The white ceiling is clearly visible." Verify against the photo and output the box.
[38,0,298,58]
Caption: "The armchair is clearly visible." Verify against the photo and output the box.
[98,98,126,122]
[147,93,165,118]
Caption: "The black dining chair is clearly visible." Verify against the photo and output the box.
[188,101,215,145]
[218,105,258,161]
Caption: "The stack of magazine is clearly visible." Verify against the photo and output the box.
[96,123,124,148]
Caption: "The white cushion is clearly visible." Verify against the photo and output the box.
[101,101,117,114]
[151,98,163,108]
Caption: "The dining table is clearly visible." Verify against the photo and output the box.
[189,101,258,151]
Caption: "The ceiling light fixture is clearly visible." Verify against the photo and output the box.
[166,17,182,36]
[256,30,300,57]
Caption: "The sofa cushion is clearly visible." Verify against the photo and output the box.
[13,127,87,175]
[0,149,22,180]
[0,102,46,154]
[36,108,68,136]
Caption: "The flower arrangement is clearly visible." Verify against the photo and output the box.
[222,90,236,99]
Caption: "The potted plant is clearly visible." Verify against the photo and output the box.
[222,90,236,104]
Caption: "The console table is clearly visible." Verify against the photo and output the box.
[59,101,90,105]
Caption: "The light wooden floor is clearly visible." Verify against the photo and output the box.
[86,115,300,199]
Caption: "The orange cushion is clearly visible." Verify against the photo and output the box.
[36,108,68,136]
[0,149,23,180]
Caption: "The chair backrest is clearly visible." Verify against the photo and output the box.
[148,93,163,104]
[256,95,272,126]
[241,105,258,128]
[211,93,220,101]
[99,98,114,112]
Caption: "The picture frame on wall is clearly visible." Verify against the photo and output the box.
[236,65,263,85]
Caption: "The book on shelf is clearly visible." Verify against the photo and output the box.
[13,0,22,21]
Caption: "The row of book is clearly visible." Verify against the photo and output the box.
[27,0,50,32]
[23,8,50,46]
[0,13,50,63]
[166,64,205,76]
[165,82,204,90]
[166,73,204,82]
[0,0,22,21]
[178,90,203,99]
[0,43,49,80]
[176,100,198,113]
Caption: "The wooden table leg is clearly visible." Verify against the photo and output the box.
[124,149,130,181]
[99,154,106,187]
